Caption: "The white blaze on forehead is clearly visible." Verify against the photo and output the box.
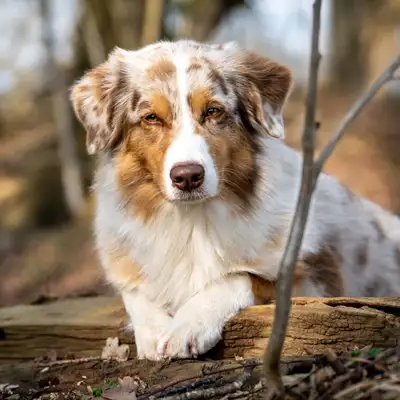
[177,55,193,137]
[163,53,218,199]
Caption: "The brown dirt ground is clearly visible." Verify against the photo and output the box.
[1,346,399,399]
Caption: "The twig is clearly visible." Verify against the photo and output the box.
[318,367,363,400]
[332,381,376,399]
[219,380,265,400]
[38,356,102,367]
[263,0,323,395]
[325,349,346,375]
[138,361,263,400]
[141,355,322,400]
[149,376,225,400]
[160,375,247,400]
[313,54,400,180]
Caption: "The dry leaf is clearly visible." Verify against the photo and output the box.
[101,376,140,400]
[101,337,130,362]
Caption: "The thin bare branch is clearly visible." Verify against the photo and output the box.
[314,54,400,178]
[263,0,323,395]
[80,1,107,66]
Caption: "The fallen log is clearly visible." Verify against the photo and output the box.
[0,296,400,363]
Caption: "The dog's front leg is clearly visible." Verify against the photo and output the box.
[157,274,255,359]
[122,290,173,361]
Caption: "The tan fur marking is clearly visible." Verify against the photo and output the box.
[117,95,175,221]
[187,62,202,72]
[104,246,143,290]
[214,111,261,210]
[184,80,262,210]
[150,93,173,125]
[204,122,260,210]
[249,274,276,305]
[249,263,307,305]
[146,58,176,81]
[188,88,213,119]
[90,64,109,103]
[302,247,345,297]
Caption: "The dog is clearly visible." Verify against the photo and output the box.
[70,40,400,361]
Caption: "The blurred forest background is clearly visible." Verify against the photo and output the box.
[0,0,399,307]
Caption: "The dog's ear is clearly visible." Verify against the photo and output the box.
[232,51,293,139]
[70,47,130,154]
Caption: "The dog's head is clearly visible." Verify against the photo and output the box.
[70,40,292,216]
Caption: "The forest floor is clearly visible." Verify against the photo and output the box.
[1,345,400,399]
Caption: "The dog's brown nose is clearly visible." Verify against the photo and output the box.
[170,163,205,191]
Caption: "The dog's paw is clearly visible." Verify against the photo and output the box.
[157,313,223,359]
[133,313,172,361]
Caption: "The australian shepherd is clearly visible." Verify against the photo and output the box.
[70,40,400,361]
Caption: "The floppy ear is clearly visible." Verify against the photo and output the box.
[70,47,129,154]
[233,51,293,139]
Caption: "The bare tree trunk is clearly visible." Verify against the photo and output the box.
[329,0,367,92]
[39,0,85,219]
[108,0,145,50]
[176,0,245,41]
[84,0,117,54]
[82,0,146,54]
[161,0,174,40]
[79,1,107,67]
[141,0,166,46]
[363,0,400,95]
[331,0,400,95]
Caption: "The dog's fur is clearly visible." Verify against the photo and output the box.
[70,40,400,360]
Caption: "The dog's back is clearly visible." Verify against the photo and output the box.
[305,167,400,297]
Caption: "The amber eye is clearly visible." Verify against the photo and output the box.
[205,107,222,118]
[143,113,161,123]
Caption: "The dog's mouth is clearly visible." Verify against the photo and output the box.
[169,189,215,204]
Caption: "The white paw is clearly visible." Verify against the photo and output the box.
[157,313,223,359]
[133,313,172,361]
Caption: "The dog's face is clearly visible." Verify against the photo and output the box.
[71,41,292,217]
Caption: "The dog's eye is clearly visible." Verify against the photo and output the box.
[205,107,222,118]
[143,113,161,123]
